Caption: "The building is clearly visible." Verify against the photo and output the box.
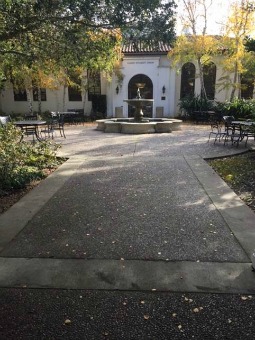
[0,41,244,118]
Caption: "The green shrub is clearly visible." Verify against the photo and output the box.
[0,123,62,190]
[178,95,215,117]
[218,98,255,120]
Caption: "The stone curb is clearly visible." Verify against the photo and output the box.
[0,257,254,294]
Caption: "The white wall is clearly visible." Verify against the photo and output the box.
[173,57,237,115]
[0,81,93,115]
[109,55,177,118]
[0,54,239,118]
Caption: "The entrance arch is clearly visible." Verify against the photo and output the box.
[128,74,153,117]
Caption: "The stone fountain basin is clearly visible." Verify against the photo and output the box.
[96,118,182,134]
[123,99,154,106]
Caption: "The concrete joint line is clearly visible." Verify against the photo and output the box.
[0,258,254,294]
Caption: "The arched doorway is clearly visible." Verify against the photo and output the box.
[128,74,153,117]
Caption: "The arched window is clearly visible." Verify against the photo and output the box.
[180,62,195,98]
[241,76,254,99]
[203,62,216,100]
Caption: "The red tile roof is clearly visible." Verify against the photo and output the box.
[122,41,172,55]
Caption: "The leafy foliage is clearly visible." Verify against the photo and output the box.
[0,123,62,190]
[0,0,176,64]
[218,98,255,120]
[219,1,255,101]
[178,94,215,115]
[122,1,176,44]
[0,0,177,111]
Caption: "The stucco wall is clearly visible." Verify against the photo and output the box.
[0,81,94,115]
[174,57,236,116]
[0,55,240,118]
[107,55,177,118]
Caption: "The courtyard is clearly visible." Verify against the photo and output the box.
[0,123,255,339]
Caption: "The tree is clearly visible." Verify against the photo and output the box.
[122,1,176,45]
[0,1,177,111]
[219,0,255,101]
[169,0,220,99]
[0,1,177,61]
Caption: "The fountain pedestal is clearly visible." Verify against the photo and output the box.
[123,98,154,122]
[123,83,154,122]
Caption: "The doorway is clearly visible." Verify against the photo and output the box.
[128,74,153,117]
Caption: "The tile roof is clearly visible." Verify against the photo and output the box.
[122,40,172,55]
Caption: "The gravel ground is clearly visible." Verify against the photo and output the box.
[0,288,254,340]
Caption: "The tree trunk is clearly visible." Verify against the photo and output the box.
[62,85,67,111]
[26,88,33,114]
[237,72,241,99]
[81,75,86,117]
[197,57,207,100]
[37,87,42,116]
[230,61,238,101]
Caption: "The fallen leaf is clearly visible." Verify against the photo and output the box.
[64,319,71,325]
[172,313,177,317]
[140,300,145,304]
[144,315,150,320]
[241,296,248,300]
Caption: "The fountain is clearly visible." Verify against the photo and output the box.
[96,83,182,134]
[123,83,154,122]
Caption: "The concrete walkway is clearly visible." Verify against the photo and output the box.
[0,123,255,339]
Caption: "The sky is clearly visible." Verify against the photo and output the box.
[175,0,231,35]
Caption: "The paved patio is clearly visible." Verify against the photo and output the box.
[0,123,255,339]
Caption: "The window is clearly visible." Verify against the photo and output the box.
[241,76,254,99]
[68,71,82,101]
[68,86,82,101]
[13,89,27,101]
[203,62,216,100]
[88,70,101,101]
[180,63,195,99]
[33,88,47,101]
[68,85,82,101]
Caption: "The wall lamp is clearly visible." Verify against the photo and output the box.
[162,85,166,94]
[116,85,119,94]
